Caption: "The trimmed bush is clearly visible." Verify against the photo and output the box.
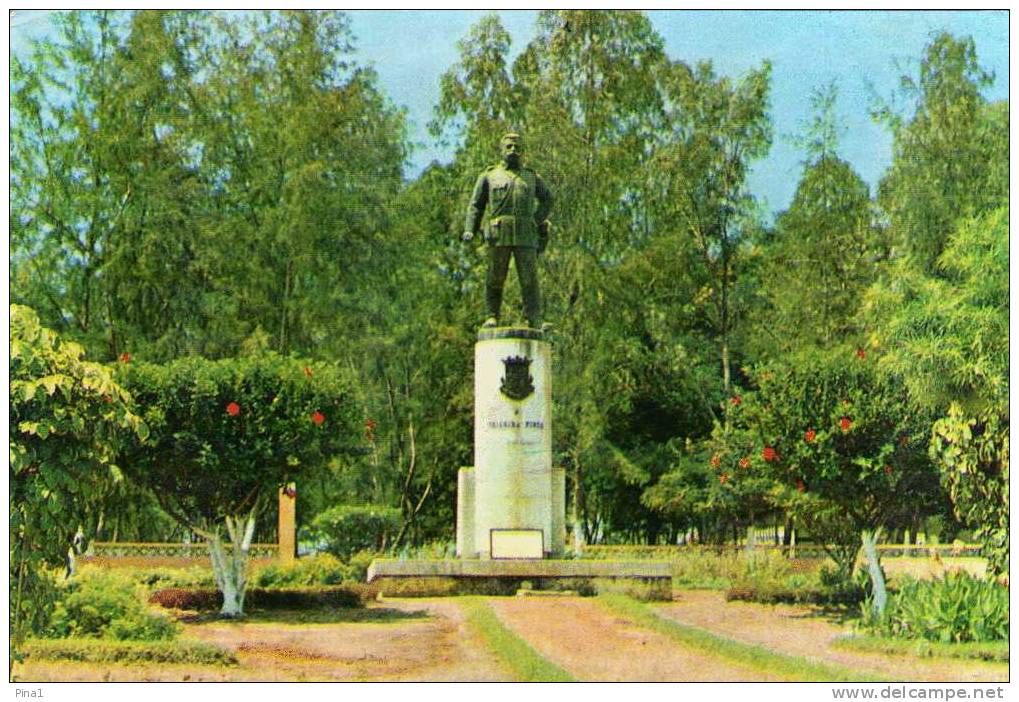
[308,504,400,559]
[115,566,216,591]
[862,571,1008,643]
[49,569,179,641]
[253,553,353,587]
[148,588,221,610]
[150,585,369,611]
[23,637,237,665]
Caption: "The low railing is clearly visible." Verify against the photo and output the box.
[582,543,983,559]
[87,542,279,559]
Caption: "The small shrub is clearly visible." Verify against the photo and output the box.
[726,560,866,605]
[49,569,179,641]
[308,504,401,559]
[253,553,349,587]
[117,566,215,591]
[862,571,1008,643]
[345,550,378,582]
[23,637,237,665]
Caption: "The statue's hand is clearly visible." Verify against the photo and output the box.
[462,230,475,243]
[537,220,550,253]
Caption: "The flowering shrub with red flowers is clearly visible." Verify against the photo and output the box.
[116,354,363,616]
[708,346,943,578]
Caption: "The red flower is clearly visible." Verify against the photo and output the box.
[762,446,778,462]
[303,366,314,378]
[730,395,742,406]
[365,418,378,431]
[720,473,729,484]
[804,429,816,443]
[284,486,297,498]
[103,394,113,404]
[839,416,852,432]
[884,465,893,476]
[119,352,131,363]
[711,454,721,468]
[855,348,866,359]
[796,479,806,493]
[226,402,241,417]
[738,456,750,469]
[311,411,325,426]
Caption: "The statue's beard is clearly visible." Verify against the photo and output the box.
[504,154,521,168]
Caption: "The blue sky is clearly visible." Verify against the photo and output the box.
[10,9,1009,218]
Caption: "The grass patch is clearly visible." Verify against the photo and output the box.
[23,637,237,666]
[460,598,575,682]
[833,634,1009,663]
[598,594,887,682]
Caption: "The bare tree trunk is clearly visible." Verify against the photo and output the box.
[205,509,257,617]
[861,528,888,617]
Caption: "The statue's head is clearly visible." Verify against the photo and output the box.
[500,133,524,168]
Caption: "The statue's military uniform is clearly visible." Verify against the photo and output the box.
[465,162,553,327]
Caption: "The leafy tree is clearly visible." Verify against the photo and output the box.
[651,56,772,404]
[876,32,1007,273]
[11,10,408,363]
[10,11,210,360]
[643,436,774,546]
[869,208,1008,575]
[748,85,884,357]
[118,355,362,615]
[193,10,407,358]
[9,305,146,660]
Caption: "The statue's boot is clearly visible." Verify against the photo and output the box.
[482,317,499,328]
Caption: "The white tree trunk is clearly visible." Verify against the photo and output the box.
[861,528,887,617]
[207,512,257,617]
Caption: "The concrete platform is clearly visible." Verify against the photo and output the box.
[366,558,673,600]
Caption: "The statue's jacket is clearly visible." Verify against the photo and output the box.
[466,163,552,248]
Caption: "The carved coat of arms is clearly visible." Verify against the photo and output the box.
[500,356,535,401]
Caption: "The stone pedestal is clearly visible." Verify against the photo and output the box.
[455,467,475,557]
[457,327,561,559]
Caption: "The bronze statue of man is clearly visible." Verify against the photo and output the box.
[463,133,552,329]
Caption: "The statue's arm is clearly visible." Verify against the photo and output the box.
[464,173,489,240]
[535,175,553,252]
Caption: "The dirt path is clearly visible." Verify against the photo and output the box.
[657,590,1007,682]
[15,601,508,682]
[487,595,781,681]
[376,598,510,681]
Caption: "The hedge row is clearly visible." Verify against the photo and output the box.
[150,585,372,610]
[725,584,866,606]
[23,637,238,665]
